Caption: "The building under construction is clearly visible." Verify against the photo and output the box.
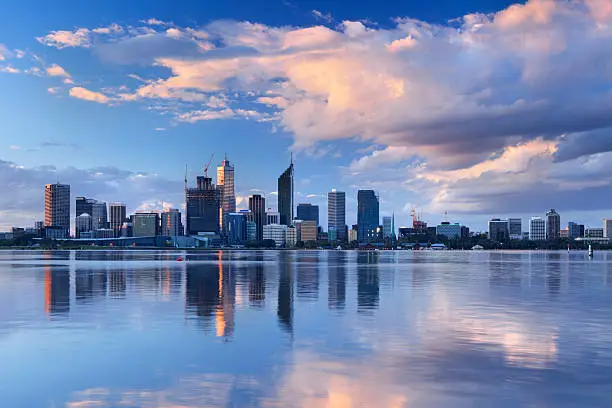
[185,164,221,236]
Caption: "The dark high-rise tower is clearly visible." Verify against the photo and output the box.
[328,190,346,242]
[296,203,319,225]
[546,209,561,240]
[357,190,379,243]
[45,183,70,234]
[249,194,266,241]
[185,171,221,236]
[109,203,127,237]
[277,157,294,226]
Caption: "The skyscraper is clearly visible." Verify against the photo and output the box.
[76,197,107,230]
[161,208,183,236]
[277,157,294,226]
[227,213,246,245]
[508,218,522,239]
[382,216,393,238]
[604,218,612,238]
[357,190,379,242]
[109,203,127,237]
[133,212,160,237]
[185,172,221,235]
[530,217,546,241]
[488,218,509,242]
[249,194,266,241]
[217,156,236,233]
[45,183,70,236]
[546,209,560,240]
[328,190,346,242]
[297,203,319,226]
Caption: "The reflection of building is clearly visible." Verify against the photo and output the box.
[297,255,319,301]
[216,253,235,338]
[109,203,127,237]
[45,183,70,238]
[186,263,220,332]
[328,190,346,242]
[488,218,509,242]
[546,209,560,240]
[161,208,184,236]
[45,267,70,315]
[249,264,266,308]
[76,271,107,302]
[297,204,319,226]
[357,253,379,312]
[328,254,346,310]
[249,195,266,241]
[186,174,221,235]
[357,190,379,243]
[278,158,294,226]
[133,212,160,237]
[109,270,126,296]
[277,253,293,333]
[217,157,236,234]
[530,217,546,241]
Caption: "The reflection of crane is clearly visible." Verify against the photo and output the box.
[204,153,214,178]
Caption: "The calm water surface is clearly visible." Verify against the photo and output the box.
[1,250,612,407]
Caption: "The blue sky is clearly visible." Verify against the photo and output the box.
[2,0,612,232]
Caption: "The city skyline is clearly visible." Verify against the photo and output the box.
[3,0,612,231]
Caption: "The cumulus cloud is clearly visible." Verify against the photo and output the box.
[37,28,91,48]
[69,87,110,104]
[46,63,70,77]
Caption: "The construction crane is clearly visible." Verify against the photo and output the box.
[204,153,214,178]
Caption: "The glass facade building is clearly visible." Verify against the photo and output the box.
[297,204,319,226]
[277,159,294,226]
[328,190,346,242]
[357,190,379,243]
[45,183,70,238]
[186,175,221,235]
[217,157,236,234]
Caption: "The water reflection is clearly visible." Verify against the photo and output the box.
[357,252,379,312]
[328,253,346,310]
[44,266,70,316]
[277,252,294,334]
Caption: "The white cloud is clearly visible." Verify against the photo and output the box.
[37,28,91,49]
[69,87,110,104]
[142,18,169,26]
[0,66,20,74]
[0,44,10,60]
[46,63,70,78]
[8,145,20,150]
[47,87,61,94]
[312,10,333,23]
[91,23,123,34]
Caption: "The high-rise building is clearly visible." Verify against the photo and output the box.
[263,224,288,247]
[45,183,70,237]
[382,216,393,238]
[328,190,346,242]
[186,172,221,235]
[348,225,358,243]
[508,218,522,239]
[227,213,246,245]
[217,156,236,233]
[357,190,379,243]
[546,209,560,240]
[568,221,582,239]
[75,213,92,238]
[297,203,319,226]
[604,218,612,238]
[91,201,108,230]
[109,203,126,237]
[488,218,509,242]
[246,220,257,242]
[436,222,462,239]
[300,220,318,242]
[161,208,183,236]
[132,212,160,237]
[530,217,546,241]
[266,211,280,225]
[277,158,294,226]
[248,194,266,241]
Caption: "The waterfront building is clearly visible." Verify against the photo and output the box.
[297,203,319,226]
[286,226,297,247]
[263,224,288,247]
[382,216,393,238]
[436,222,462,239]
[217,156,236,233]
[246,220,257,242]
[568,221,583,239]
[546,209,561,239]
[357,190,379,242]
[248,194,266,241]
[45,183,70,237]
[348,225,358,243]
[133,212,160,237]
[109,203,126,237]
[94,228,115,239]
[278,158,294,226]
[75,213,92,238]
[585,227,604,238]
[161,208,183,236]
[301,220,318,243]
[488,218,509,242]
[508,218,522,239]
[604,218,612,238]
[266,211,280,225]
[328,190,347,242]
[185,172,221,235]
[227,213,246,245]
[529,217,546,241]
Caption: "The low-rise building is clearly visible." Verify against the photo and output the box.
[301,220,317,243]
[436,222,462,239]
[263,223,287,247]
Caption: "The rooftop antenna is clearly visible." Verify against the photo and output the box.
[444,210,448,222]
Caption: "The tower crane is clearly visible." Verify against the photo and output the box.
[204,153,215,178]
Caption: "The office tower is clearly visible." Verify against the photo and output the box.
[227,213,247,245]
[263,224,288,247]
[604,218,612,238]
[328,190,346,242]
[508,218,522,239]
[436,222,462,239]
[185,172,221,235]
[75,213,92,238]
[161,208,183,236]
[278,157,294,226]
[286,226,296,247]
[348,225,358,243]
[488,218,509,242]
[217,156,236,233]
[248,194,266,241]
[76,197,93,218]
[357,190,379,242]
[91,201,108,230]
[297,203,319,226]
[109,203,126,237]
[132,212,160,237]
[266,211,280,225]
[530,217,546,241]
[300,220,318,242]
[382,216,393,238]
[546,209,560,239]
[585,227,604,238]
[246,220,257,242]
[568,221,582,239]
[45,183,70,237]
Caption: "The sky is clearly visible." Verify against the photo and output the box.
[2,0,612,232]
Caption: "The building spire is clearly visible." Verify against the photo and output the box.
[184,164,188,190]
